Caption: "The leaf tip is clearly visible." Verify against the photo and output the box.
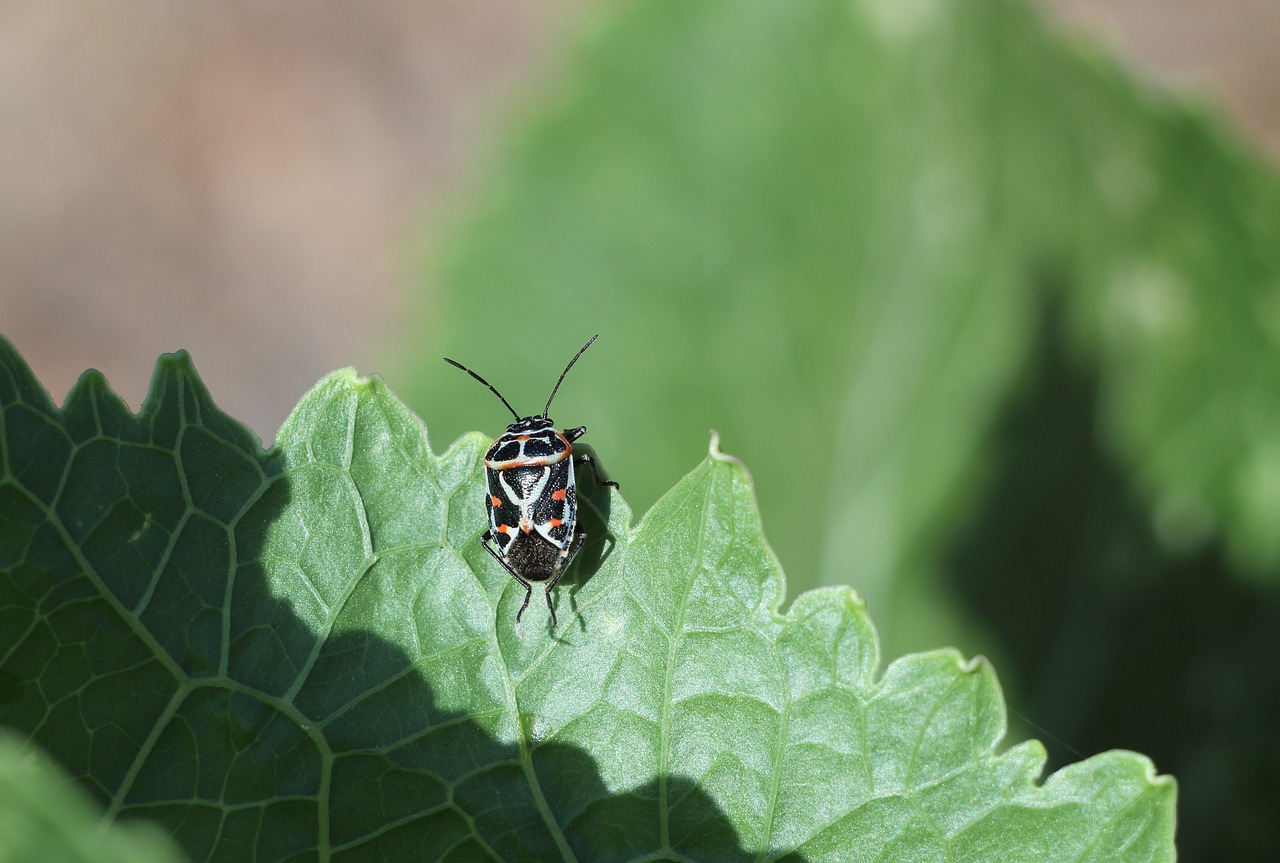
[330,366,377,390]
[64,366,128,414]
[957,651,994,675]
[1108,750,1177,792]
[153,347,194,372]
[314,366,402,408]
[707,429,752,478]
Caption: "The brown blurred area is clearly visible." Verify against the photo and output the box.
[0,0,571,442]
[1,0,1276,444]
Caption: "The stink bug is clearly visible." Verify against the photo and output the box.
[445,334,618,628]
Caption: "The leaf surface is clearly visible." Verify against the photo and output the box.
[0,338,1175,860]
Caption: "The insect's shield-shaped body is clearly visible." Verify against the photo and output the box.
[444,336,618,630]
[483,418,579,575]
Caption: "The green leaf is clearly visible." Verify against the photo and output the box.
[1,336,1174,860]
[0,730,187,863]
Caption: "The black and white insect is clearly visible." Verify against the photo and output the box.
[444,334,618,628]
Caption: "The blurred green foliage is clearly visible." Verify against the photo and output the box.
[401,0,1280,615]
[393,0,1280,860]
[0,731,186,863]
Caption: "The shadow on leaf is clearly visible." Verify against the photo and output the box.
[0,339,779,862]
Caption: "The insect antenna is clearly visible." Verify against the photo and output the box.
[544,334,599,418]
[443,357,521,421]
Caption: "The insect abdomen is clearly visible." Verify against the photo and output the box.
[499,531,565,583]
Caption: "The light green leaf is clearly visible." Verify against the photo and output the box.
[0,730,186,863]
[1,337,1174,860]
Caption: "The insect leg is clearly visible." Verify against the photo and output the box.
[544,528,588,628]
[574,453,619,490]
[482,530,534,623]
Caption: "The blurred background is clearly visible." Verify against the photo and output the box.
[2,1,1278,859]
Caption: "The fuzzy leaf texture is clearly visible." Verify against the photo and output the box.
[0,337,1174,861]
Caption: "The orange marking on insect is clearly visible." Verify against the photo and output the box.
[496,524,510,534]
[548,518,563,528]
[490,495,502,507]
[551,487,567,501]
[517,434,531,441]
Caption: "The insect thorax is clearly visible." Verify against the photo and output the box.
[484,419,572,470]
